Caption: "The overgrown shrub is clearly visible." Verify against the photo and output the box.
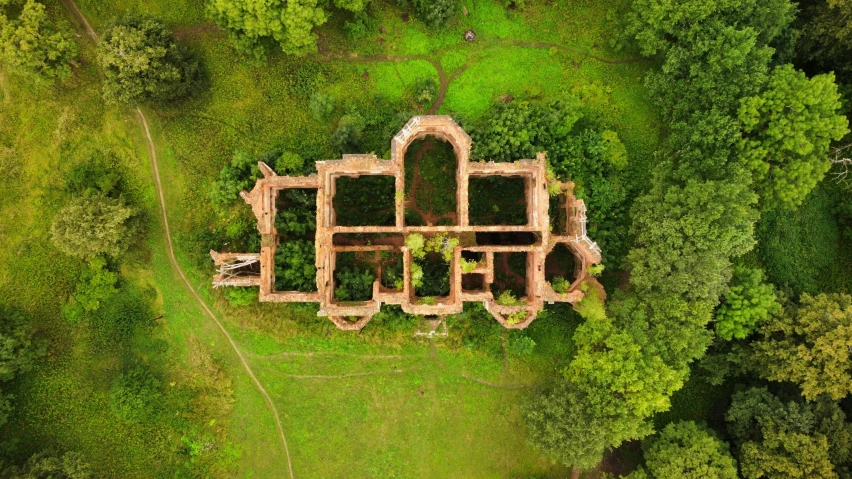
[397,0,458,27]
[334,267,374,301]
[62,256,119,322]
[109,365,162,423]
[309,92,335,121]
[274,240,316,292]
[98,16,202,104]
[223,287,258,307]
[210,150,262,209]
[410,77,439,106]
[332,112,367,153]
[65,152,124,198]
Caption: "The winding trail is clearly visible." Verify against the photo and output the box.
[59,1,295,477]
[138,109,295,479]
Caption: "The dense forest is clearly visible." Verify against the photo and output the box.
[0,0,850,477]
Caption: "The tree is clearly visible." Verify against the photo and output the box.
[397,0,457,27]
[522,381,613,470]
[0,0,78,83]
[727,387,838,479]
[754,293,852,400]
[739,65,849,209]
[210,150,262,209]
[50,196,138,259]
[0,450,92,479]
[206,0,328,60]
[715,266,780,340]
[334,267,374,301]
[627,174,758,303]
[97,17,201,104]
[273,239,316,292]
[642,421,738,479]
[0,305,42,427]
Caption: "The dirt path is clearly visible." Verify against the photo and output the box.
[139,109,295,479]
[58,1,295,477]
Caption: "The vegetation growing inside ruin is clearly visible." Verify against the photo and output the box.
[1,0,850,477]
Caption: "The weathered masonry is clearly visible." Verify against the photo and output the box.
[211,116,604,330]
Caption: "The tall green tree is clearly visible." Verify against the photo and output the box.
[727,388,838,479]
[642,421,738,479]
[206,0,329,60]
[715,266,781,340]
[50,196,138,259]
[0,0,78,83]
[627,174,758,303]
[97,17,201,104]
[739,65,849,209]
[754,293,852,400]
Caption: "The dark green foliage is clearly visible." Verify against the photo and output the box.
[415,254,450,297]
[468,176,526,226]
[109,365,162,423]
[223,287,258,307]
[210,150,262,209]
[276,188,317,236]
[522,381,618,470]
[65,152,123,198]
[0,450,93,479]
[332,112,367,153]
[404,138,457,221]
[98,16,202,105]
[90,282,157,344]
[333,175,395,226]
[715,265,780,340]
[796,0,852,88]
[0,305,39,383]
[334,267,374,301]
[397,0,457,27]
[506,332,535,356]
[379,251,403,290]
[50,196,139,259]
[726,387,838,479]
[0,0,78,83]
[274,240,316,292]
[757,183,852,296]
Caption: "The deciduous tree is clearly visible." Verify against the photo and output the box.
[739,65,849,209]
[0,0,78,83]
[98,17,201,104]
[642,421,738,479]
[715,266,780,340]
[754,293,852,400]
[50,196,138,259]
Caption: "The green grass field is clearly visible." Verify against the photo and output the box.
[2,0,660,477]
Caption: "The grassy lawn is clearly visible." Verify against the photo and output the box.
[2,0,661,477]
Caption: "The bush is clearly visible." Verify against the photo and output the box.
[91,283,156,343]
[410,77,439,106]
[335,267,374,301]
[398,0,458,27]
[210,150,262,209]
[109,365,162,423]
[0,450,93,479]
[223,287,258,307]
[309,92,335,121]
[332,112,367,153]
[98,16,202,104]
[507,333,536,356]
[65,256,119,317]
[65,152,123,198]
[274,240,316,292]
[50,196,138,259]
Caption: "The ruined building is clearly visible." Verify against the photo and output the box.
[211,116,603,330]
